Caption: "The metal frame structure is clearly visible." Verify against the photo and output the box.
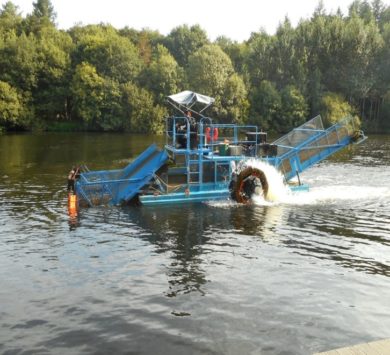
[75,91,366,207]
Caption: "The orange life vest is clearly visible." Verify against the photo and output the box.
[205,127,219,143]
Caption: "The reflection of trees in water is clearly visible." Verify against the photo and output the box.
[123,205,211,297]
[120,204,287,297]
[282,206,390,277]
[228,204,286,240]
[79,201,390,294]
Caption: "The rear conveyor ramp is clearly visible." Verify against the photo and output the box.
[270,115,366,181]
[75,144,168,206]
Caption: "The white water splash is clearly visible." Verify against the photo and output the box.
[207,158,390,208]
[243,159,290,203]
[242,159,390,207]
[282,185,390,206]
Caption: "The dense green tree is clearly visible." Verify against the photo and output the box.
[0,2,23,35]
[0,80,26,127]
[372,0,385,21]
[378,90,390,129]
[164,24,209,67]
[34,26,73,121]
[141,44,183,102]
[246,31,274,87]
[1,0,390,133]
[249,80,281,131]
[32,0,55,21]
[71,62,105,126]
[348,0,375,23]
[137,30,153,65]
[121,82,167,133]
[215,36,248,74]
[340,15,382,100]
[0,32,38,128]
[180,40,250,123]
[0,32,39,92]
[270,18,301,88]
[278,85,308,132]
[98,78,123,130]
[319,92,359,126]
[120,27,162,44]
[220,73,249,124]
[187,44,234,97]
[26,0,56,33]
[71,62,125,130]
[71,25,143,84]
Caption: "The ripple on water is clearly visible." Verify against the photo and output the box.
[1,134,390,354]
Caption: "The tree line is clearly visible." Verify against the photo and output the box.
[0,0,389,134]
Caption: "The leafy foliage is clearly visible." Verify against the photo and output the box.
[121,82,167,133]
[163,25,209,67]
[141,44,183,103]
[0,80,26,126]
[249,80,281,131]
[71,25,143,84]
[320,92,359,126]
[0,0,389,133]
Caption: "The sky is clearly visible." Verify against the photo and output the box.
[2,0,390,41]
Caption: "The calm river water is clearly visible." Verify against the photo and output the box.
[0,133,389,354]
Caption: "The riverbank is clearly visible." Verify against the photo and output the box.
[1,119,390,135]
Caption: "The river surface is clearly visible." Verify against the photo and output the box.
[0,133,389,355]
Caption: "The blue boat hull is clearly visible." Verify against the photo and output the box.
[140,184,309,206]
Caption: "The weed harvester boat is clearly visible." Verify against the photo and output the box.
[75,91,366,207]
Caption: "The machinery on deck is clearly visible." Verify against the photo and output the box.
[75,91,366,207]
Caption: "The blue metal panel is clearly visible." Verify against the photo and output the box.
[273,116,363,181]
[140,188,229,205]
[76,113,365,207]
[76,144,168,206]
[140,183,309,205]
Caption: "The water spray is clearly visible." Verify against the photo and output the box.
[230,159,289,204]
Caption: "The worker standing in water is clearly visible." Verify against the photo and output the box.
[67,166,80,193]
[67,166,80,218]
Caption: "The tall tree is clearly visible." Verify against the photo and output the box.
[0,80,28,128]
[245,31,274,88]
[215,36,248,75]
[33,26,73,121]
[141,44,183,102]
[278,85,308,131]
[70,62,105,127]
[164,25,209,67]
[71,25,143,84]
[320,92,359,126]
[249,80,281,131]
[27,0,56,33]
[121,82,167,133]
[187,44,234,96]
[0,32,39,94]
[221,73,249,124]
[32,0,55,22]
[0,2,23,34]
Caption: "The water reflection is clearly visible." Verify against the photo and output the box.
[228,204,286,240]
[121,205,211,298]
[69,184,390,299]
[70,203,290,298]
[68,212,80,231]
[1,132,390,354]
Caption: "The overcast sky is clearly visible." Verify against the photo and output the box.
[2,0,390,41]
